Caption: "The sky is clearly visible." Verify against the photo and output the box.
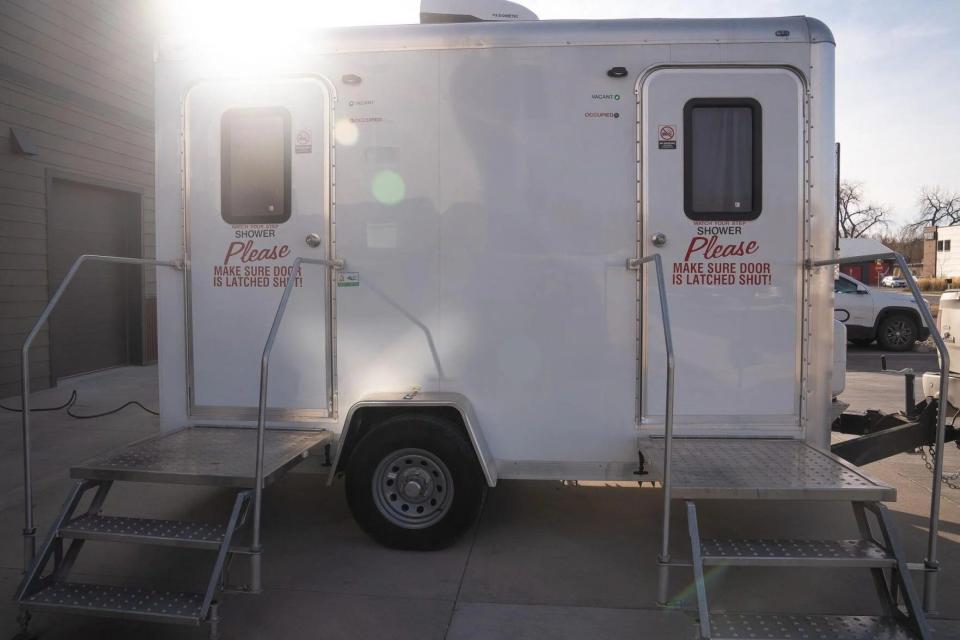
[162,0,960,228]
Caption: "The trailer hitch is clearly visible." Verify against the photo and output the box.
[879,355,918,419]
[833,400,941,466]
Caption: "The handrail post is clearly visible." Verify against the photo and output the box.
[895,253,949,614]
[18,255,181,571]
[252,256,342,593]
[809,251,948,613]
[633,254,675,605]
[20,347,36,567]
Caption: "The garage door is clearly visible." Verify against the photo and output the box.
[46,178,142,381]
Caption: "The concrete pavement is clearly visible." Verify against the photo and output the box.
[1,366,959,639]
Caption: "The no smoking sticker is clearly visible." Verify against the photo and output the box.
[657,124,677,150]
[295,129,313,154]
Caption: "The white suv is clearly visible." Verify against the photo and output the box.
[834,273,929,351]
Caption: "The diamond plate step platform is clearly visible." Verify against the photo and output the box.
[22,582,204,625]
[700,538,896,568]
[61,514,226,550]
[638,438,896,501]
[709,613,918,640]
[71,426,334,487]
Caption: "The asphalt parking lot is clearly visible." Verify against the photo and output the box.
[846,342,939,374]
[1,365,960,639]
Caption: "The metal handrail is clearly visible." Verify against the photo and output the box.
[629,255,676,601]
[19,255,182,569]
[252,255,342,592]
[810,251,947,612]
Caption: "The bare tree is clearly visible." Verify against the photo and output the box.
[878,226,923,264]
[838,181,889,238]
[905,186,960,232]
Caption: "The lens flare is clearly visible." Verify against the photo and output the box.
[335,118,359,146]
[372,170,406,205]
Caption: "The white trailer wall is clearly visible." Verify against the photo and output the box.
[155,17,835,477]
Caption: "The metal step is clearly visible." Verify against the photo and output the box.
[637,438,896,501]
[60,514,226,550]
[21,582,204,625]
[700,538,896,568]
[709,613,918,639]
[71,426,334,487]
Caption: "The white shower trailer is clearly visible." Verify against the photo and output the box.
[153,14,838,549]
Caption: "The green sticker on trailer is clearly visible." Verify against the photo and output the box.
[337,272,360,287]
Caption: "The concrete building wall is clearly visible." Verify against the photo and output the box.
[0,0,155,398]
[931,226,960,280]
[921,226,937,278]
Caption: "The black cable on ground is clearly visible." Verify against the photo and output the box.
[0,390,158,418]
[0,390,77,413]
[67,400,158,419]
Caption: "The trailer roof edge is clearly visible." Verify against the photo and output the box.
[804,17,836,45]
[156,16,834,61]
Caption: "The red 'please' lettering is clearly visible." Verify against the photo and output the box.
[683,235,759,261]
[223,240,291,265]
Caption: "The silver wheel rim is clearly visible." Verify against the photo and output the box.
[884,319,914,347]
[373,448,453,529]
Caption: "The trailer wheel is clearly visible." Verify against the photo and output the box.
[876,314,918,352]
[344,414,486,550]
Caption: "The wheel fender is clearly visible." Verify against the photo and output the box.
[329,392,497,487]
[874,306,923,333]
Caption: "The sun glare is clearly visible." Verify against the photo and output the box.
[155,0,415,70]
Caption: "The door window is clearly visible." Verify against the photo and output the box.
[683,98,762,220]
[221,107,291,224]
[835,276,859,294]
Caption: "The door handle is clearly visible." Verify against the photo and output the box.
[305,233,322,248]
[650,232,667,247]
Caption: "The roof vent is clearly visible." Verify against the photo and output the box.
[420,0,538,24]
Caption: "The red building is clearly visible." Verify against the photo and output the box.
[838,238,896,286]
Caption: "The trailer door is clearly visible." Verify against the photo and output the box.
[185,79,333,420]
[640,68,803,436]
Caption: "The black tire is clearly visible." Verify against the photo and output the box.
[876,314,918,352]
[344,414,486,550]
[848,337,874,347]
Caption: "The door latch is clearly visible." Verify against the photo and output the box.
[626,258,642,270]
